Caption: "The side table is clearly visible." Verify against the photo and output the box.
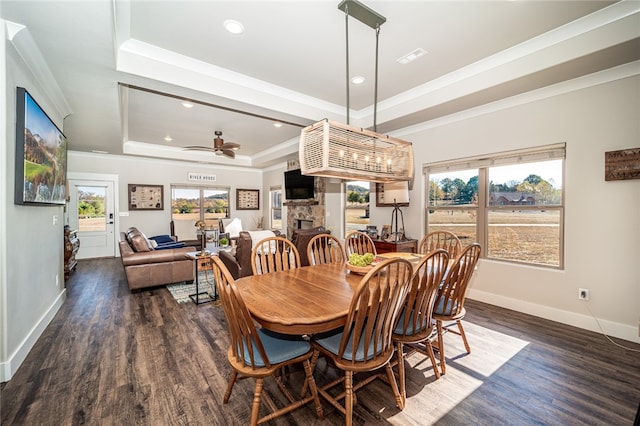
[372,238,418,254]
[185,251,218,305]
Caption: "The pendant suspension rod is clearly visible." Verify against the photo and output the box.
[344,5,350,125]
[373,25,380,132]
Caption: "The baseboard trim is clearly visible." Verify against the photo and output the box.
[0,289,67,382]
[467,289,640,344]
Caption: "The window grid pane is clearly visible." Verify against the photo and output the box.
[487,209,561,267]
[425,152,564,269]
[345,181,370,234]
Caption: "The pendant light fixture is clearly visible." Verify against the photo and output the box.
[299,0,414,183]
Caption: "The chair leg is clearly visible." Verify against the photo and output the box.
[457,320,471,353]
[425,340,441,380]
[223,370,238,403]
[345,371,354,426]
[395,342,407,405]
[385,363,404,410]
[302,358,324,420]
[436,320,446,375]
[301,350,321,398]
[250,378,264,426]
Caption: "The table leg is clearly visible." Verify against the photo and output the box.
[189,257,212,305]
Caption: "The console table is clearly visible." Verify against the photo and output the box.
[373,238,417,254]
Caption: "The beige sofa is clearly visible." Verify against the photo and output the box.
[119,227,194,290]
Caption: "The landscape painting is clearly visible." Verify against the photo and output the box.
[15,87,68,205]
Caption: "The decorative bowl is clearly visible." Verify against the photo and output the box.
[346,263,373,275]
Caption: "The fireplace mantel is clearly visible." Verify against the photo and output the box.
[283,200,319,206]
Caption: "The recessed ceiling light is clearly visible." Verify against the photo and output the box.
[164,136,173,142]
[273,122,283,128]
[181,101,194,108]
[351,76,365,85]
[396,48,427,65]
[223,19,244,34]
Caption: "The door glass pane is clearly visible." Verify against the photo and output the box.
[345,181,370,234]
[270,189,282,229]
[203,189,228,224]
[172,188,200,222]
[77,186,106,232]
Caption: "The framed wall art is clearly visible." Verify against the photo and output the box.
[128,184,164,210]
[605,147,640,181]
[375,183,409,207]
[236,188,260,210]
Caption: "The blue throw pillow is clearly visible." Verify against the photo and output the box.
[150,234,174,244]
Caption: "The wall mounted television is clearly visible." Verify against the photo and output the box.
[284,168,315,200]
[14,87,68,206]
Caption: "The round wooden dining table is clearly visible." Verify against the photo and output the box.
[234,253,427,335]
[234,262,362,335]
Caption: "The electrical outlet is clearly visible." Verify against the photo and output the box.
[578,288,589,301]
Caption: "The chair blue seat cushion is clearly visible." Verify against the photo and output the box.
[394,310,422,335]
[434,298,458,316]
[243,329,310,368]
[314,327,384,362]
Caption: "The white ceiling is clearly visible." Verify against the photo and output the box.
[3,1,639,168]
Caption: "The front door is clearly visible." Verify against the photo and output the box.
[68,179,116,259]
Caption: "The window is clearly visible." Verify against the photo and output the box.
[345,181,370,234]
[171,186,229,228]
[425,144,565,268]
[270,187,282,229]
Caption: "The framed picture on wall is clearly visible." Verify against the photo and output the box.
[236,188,260,210]
[128,184,164,210]
[375,183,409,207]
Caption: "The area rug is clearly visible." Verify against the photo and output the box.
[166,271,217,304]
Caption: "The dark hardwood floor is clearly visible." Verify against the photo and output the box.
[2,257,639,425]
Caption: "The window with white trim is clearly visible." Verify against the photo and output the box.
[171,185,230,224]
[269,186,282,230]
[425,144,565,268]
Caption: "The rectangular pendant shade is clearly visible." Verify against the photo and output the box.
[299,119,414,183]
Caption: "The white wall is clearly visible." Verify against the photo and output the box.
[392,72,640,343]
[2,24,68,381]
[68,152,264,240]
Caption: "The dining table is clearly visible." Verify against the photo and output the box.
[234,252,427,335]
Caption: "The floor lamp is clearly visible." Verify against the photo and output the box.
[384,181,410,242]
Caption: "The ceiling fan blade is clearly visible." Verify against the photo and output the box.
[222,149,236,159]
[183,146,215,152]
[221,142,240,150]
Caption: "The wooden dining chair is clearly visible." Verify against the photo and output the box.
[311,257,414,425]
[210,256,324,426]
[344,231,377,257]
[392,249,449,404]
[307,234,345,266]
[251,236,301,275]
[419,230,462,258]
[432,243,481,375]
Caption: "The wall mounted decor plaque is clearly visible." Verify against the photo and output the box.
[605,147,640,181]
[236,189,260,210]
[128,184,164,210]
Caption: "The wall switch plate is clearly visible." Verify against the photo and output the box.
[119,212,129,216]
[53,215,58,225]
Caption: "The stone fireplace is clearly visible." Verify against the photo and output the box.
[284,173,326,239]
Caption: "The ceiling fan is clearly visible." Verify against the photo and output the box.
[184,130,240,158]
